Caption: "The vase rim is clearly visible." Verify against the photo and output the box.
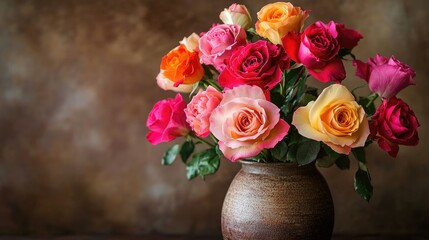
[238,160,317,175]
[239,160,303,166]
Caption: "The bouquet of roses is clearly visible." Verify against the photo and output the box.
[146,2,419,201]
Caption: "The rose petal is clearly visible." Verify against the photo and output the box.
[221,85,266,104]
[353,60,370,81]
[307,58,346,83]
[218,141,263,162]
[282,32,301,63]
[324,141,352,154]
[258,119,290,149]
[156,72,195,93]
[336,23,363,50]
[292,102,329,142]
[309,84,354,125]
[377,137,399,157]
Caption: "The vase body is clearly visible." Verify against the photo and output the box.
[221,161,334,240]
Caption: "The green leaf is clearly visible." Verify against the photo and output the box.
[321,144,340,161]
[306,87,318,97]
[247,149,270,162]
[358,96,376,115]
[286,144,298,162]
[335,155,350,170]
[317,156,336,168]
[161,144,180,165]
[185,148,220,180]
[180,141,195,164]
[215,144,224,158]
[352,147,366,163]
[286,127,301,145]
[292,78,307,106]
[186,154,200,180]
[281,103,292,116]
[296,139,321,165]
[246,27,257,35]
[198,149,220,176]
[354,162,373,202]
[284,67,302,89]
[284,89,295,105]
[270,91,285,108]
[299,93,316,106]
[189,82,201,98]
[271,141,288,161]
[246,28,262,42]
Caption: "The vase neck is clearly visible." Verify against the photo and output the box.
[240,161,318,176]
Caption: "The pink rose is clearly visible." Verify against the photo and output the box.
[199,24,247,71]
[283,21,363,83]
[210,85,290,162]
[185,86,223,137]
[353,54,416,99]
[218,40,290,92]
[370,97,420,157]
[146,94,190,145]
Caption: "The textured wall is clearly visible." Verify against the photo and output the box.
[0,0,428,236]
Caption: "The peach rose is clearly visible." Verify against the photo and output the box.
[292,84,370,154]
[255,2,309,44]
[210,85,290,162]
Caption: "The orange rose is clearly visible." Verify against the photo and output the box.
[256,2,309,44]
[160,44,204,87]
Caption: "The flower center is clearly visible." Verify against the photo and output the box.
[231,108,263,138]
[242,52,263,72]
[320,102,360,136]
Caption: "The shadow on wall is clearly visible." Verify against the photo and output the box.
[0,0,428,236]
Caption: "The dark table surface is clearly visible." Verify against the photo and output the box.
[0,235,428,240]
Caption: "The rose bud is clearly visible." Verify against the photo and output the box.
[219,3,252,30]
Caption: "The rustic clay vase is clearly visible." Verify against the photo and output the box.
[221,161,334,240]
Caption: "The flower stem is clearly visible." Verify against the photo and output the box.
[191,133,215,147]
[209,133,218,144]
[366,93,379,108]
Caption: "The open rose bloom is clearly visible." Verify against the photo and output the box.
[146,2,420,201]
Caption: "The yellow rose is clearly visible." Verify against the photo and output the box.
[255,2,309,44]
[292,84,370,154]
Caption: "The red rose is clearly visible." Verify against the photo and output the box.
[146,94,190,145]
[218,40,290,91]
[282,21,363,83]
[370,97,420,157]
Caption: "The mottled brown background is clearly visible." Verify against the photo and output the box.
[0,0,428,237]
